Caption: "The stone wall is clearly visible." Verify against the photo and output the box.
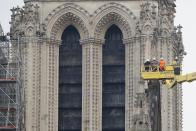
[10,0,184,131]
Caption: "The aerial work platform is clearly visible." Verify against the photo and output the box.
[141,64,196,88]
[141,65,181,80]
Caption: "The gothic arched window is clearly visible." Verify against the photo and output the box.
[58,25,82,131]
[102,25,125,131]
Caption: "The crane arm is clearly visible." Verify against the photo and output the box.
[176,72,196,83]
[165,72,196,88]
[165,80,176,88]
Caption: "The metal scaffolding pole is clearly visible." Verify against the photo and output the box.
[0,34,24,131]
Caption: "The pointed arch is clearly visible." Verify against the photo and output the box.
[93,3,137,40]
[58,25,82,131]
[102,25,125,131]
[45,3,90,41]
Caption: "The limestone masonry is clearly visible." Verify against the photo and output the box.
[8,0,184,131]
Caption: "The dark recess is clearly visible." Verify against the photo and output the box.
[102,25,125,131]
[146,80,161,131]
[58,25,82,131]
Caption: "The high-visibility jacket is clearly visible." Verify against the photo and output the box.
[159,60,165,71]
[159,60,165,65]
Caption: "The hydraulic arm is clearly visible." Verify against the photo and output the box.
[165,72,196,88]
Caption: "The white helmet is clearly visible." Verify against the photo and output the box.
[146,59,150,62]
[153,57,156,60]
[160,57,164,60]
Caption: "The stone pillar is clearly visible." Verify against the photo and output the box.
[159,36,169,131]
[81,38,103,131]
[167,37,176,131]
[22,37,59,131]
[144,35,153,60]
[39,38,60,131]
[124,37,144,130]
[159,36,176,131]
[157,37,162,60]
[22,37,42,131]
[176,51,183,131]
[176,83,183,131]
[124,38,134,131]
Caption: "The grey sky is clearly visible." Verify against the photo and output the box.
[0,0,24,33]
[1,0,196,130]
[175,0,196,130]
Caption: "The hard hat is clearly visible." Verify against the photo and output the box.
[153,57,156,60]
[172,61,177,65]
[160,57,164,60]
[146,59,150,62]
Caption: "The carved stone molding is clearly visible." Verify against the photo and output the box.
[82,41,102,131]
[80,38,105,45]
[139,2,157,35]
[156,24,183,131]
[20,38,42,131]
[123,36,144,45]
[10,1,183,131]
[44,3,90,40]
[44,3,90,23]
[94,12,132,40]
[92,2,137,21]
[125,40,135,130]
[92,2,138,40]
[50,12,89,40]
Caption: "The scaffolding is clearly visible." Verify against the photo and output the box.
[0,34,24,131]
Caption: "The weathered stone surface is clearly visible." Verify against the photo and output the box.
[10,0,183,131]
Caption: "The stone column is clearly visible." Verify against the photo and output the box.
[81,38,103,131]
[124,37,144,130]
[176,55,183,131]
[39,38,60,131]
[167,37,176,131]
[22,37,59,131]
[159,36,177,131]
[22,37,42,131]
[157,37,162,60]
[124,38,134,131]
[176,83,183,131]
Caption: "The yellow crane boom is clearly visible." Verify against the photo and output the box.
[165,72,196,88]
[141,64,196,88]
[177,72,196,82]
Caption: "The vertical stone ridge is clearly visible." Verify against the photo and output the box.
[81,39,103,131]
[9,0,184,131]
[125,39,134,130]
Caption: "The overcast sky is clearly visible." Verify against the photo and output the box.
[1,0,196,130]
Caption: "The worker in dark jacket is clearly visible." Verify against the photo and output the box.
[144,59,151,71]
[151,58,158,71]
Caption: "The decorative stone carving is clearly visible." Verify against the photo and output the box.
[50,12,89,39]
[92,2,137,21]
[10,6,24,39]
[155,2,183,131]
[81,38,103,131]
[140,2,157,34]
[44,3,90,40]
[9,1,183,131]
[94,12,132,40]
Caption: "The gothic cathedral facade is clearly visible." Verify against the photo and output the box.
[10,0,184,131]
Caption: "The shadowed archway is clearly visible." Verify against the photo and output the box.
[58,25,82,131]
[102,25,125,131]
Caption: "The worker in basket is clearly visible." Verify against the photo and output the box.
[159,58,165,71]
[151,57,158,71]
[144,59,151,71]
[172,59,181,75]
